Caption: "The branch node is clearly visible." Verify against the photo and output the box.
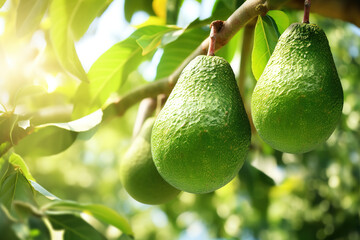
[207,20,224,56]
[255,4,268,16]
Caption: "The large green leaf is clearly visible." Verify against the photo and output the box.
[70,0,107,41]
[155,27,208,80]
[14,125,78,157]
[49,0,105,81]
[251,10,289,80]
[124,0,154,22]
[48,213,106,240]
[0,170,37,214]
[267,10,289,34]
[72,39,142,118]
[41,109,103,132]
[251,14,280,80]
[16,0,49,37]
[44,200,133,236]
[30,180,60,201]
[0,0,6,8]
[238,161,275,218]
[166,0,182,24]
[15,110,102,157]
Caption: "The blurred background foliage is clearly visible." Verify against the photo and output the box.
[0,0,359,239]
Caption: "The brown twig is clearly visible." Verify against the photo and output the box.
[207,21,224,56]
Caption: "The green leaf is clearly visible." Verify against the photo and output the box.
[16,0,49,37]
[130,25,182,55]
[72,39,142,118]
[15,110,102,157]
[44,200,133,236]
[0,0,6,8]
[251,14,281,80]
[0,142,11,158]
[15,126,77,157]
[49,0,88,81]
[0,170,37,215]
[0,156,10,185]
[8,153,35,181]
[267,10,289,34]
[240,161,276,187]
[124,0,154,22]
[155,27,208,80]
[211,0,242,22]
[238,161,275,217]
[30,180,60,201]
[48,213,106,240]
[69,0,107,41]
[42,109,103,132]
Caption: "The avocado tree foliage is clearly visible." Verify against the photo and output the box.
[0,0,359,239]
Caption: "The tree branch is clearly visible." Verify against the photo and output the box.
[96,0,360,120]
[103,0,268,118]
[282,0,360,27]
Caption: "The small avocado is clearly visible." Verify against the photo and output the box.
[251,23,343,153]
[120,117,180,205]
[151,55,251,194]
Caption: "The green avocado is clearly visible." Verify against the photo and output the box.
[251,23,343,154]
[120,117,180,205]
[151,55,251,194]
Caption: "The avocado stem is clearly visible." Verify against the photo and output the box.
[156,94,167,116]
[132,98,156,138]
[302,0,311,23]
[207,20,224,56]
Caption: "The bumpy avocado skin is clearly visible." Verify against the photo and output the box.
[151,55,251,194]
[120,117,180,205]
[251,23,343,153]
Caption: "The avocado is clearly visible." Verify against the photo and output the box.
[251,23,343,153]
[120,117,180,205]
[151,55,251,194]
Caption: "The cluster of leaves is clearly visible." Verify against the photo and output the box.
[0,152,133,239]
[0,0,359,239]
